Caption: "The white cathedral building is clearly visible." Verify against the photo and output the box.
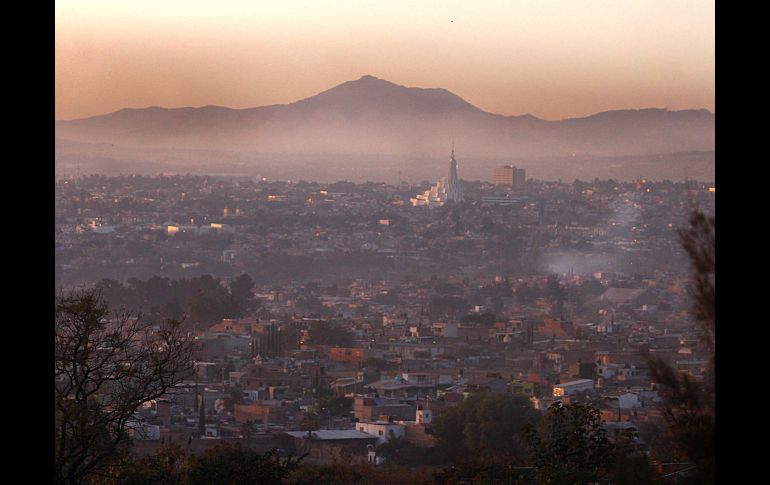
[410,148,464,207]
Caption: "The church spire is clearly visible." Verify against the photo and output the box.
[446,145,463,202]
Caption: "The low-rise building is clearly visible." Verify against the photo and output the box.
[356,421,406,445]
[553,378,594,397]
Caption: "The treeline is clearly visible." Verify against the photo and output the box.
[68,391,670,485]
[377,393,661,485]
[94,274,258,329]
[114,443,434,485]
[116,445,298,485]
[306,321,355,347]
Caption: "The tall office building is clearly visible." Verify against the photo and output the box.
[494,165,526,187]
[494,165,515,186]
[515,168,526,187]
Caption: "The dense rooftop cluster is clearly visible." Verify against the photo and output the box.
[54,173,715,479]
[55,174,714,286]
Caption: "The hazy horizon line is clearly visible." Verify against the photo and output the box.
[55,75,715,123]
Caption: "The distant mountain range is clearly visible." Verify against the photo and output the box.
[55,75,714,181]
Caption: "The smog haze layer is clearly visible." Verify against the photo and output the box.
[56,1,714,183]
[56,1,714,121]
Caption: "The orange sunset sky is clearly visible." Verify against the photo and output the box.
[55,0,714,121]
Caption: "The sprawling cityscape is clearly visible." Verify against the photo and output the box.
[55,2,714,484]
[55,149,714,483]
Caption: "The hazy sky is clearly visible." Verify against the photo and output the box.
[56,0,714,121]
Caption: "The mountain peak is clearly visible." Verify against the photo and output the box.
[56,75,714,168]
[291,75,481,116]
[337,74,401,90]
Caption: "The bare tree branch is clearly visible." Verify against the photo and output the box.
[55,289,194,484]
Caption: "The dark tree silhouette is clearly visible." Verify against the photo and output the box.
[230,273,257,313]
[525,403,610,485]
[376,436,443,467]
[54,289,194,484]
[299,412,321,438]
[434,392,540,461]
[644,210,714,484]
[95,274,245,327]
[428,295,470,320]
[118,444,301,485]
[306,321,354,347]
[116,444,189,485]
[605,435,661,485]
[186,445,301,485]
[546,274,566,315]
[515,283,541,306]
[316,395,353,417]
